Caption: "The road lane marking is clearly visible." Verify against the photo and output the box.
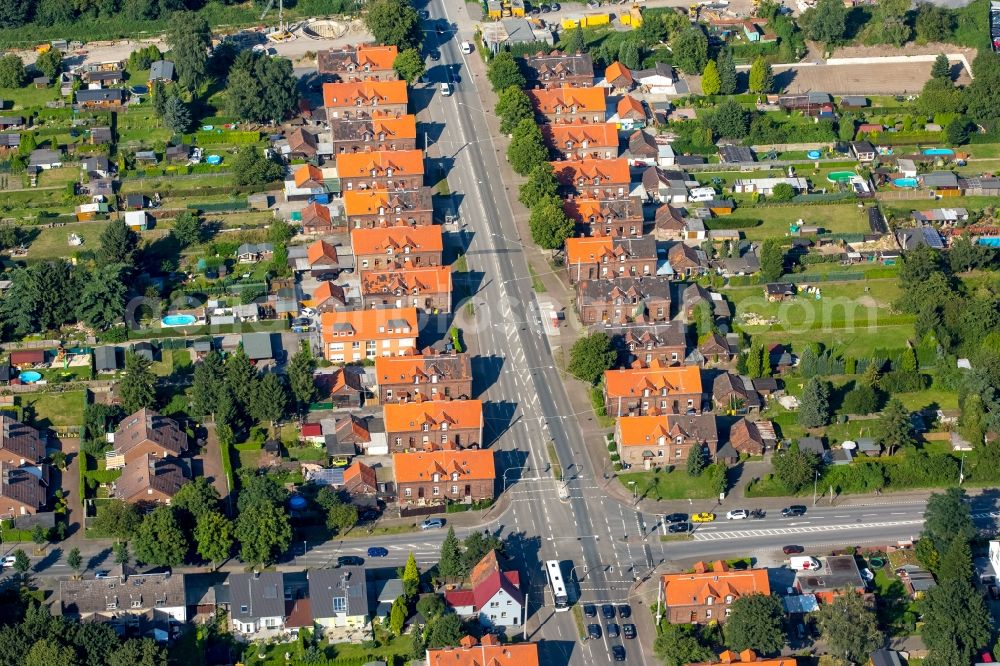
[692,519,924,541]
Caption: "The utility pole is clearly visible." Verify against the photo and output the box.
[812,470,818,506]
[655,574,663,626]
[959,451,966,485]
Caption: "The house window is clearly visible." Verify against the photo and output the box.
[333,597,347,612]
[725,595,733,604]
[706,609,713,618]
[491,601,499,608]
[451,485,458,493]
[675,449,682,458]
[725,607,732,617]
[404,488,412,497]
[433,487,440,495]
[706,596,714,605]
[241,605,249,613]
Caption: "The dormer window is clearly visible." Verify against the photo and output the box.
[432,472,440,482]
[441,422,448,431]
[706,596,714,605]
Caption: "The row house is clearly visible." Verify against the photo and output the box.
[605,321,687,366]
[661,561,770,624]
[641,167,696,204]
[329,112,418,154]
[322,80,408,119]
[712,372,762,413]
[528,85,606,124]
[604,362,703,417]
[351,224,443,271]
[552,158,631,198]
[320,307,419,363]
[428,638,538,666]
[576,276,672,325]
[111,454,188,506]
[59,570,187,635]
[317,44,399,82]
[109,409,188,468]
[564,196,644,237]
[336,149,424,191]
[522,50,595,88]
[615,413,719,468]
[344,187,434,228]
[0,415,45,467]
[375,351,473,403]
[301,202,341,235]
[361,265,452,313]
[385,400,483,451]
[542,121,619,160]
[393,449,495,505]
[564,235,657,282]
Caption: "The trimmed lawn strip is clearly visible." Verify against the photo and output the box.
[618,469,716,501]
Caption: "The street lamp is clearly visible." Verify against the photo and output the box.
[502,466,525,492]
[628,480,637,506]
[812,470,820,506]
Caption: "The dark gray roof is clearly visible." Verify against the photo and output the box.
[242,332,274,360]
[718,145,754,163]
[576,275,672,302]
[76,88,125,103]
[922,171,959,188]
[150,60,174,81]
[94,346,121,372]
[840,96,868,107]
[0,133,19,147]
[60,571,186,616]
[229,572,285,621]
[309,567,368,619]
[851,140,875,154]
[607,321,686,348]
[798,436,826,455]
[28,149,61,165]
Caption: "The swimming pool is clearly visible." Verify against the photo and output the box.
[205,155,222,165]
[162,314,197,327]
[979,237,1000,247]
[19,371,42,383]
[827,171,855,183]
[806,150,822,159]
[893,177,918,188]
[131,85,149,95]
[923,148,955,156]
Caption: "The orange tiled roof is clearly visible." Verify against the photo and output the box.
[343,188,427,217]
[351,225,443,256]
[528,84,607,114]
[617,414,712,447]
[307,239,338,265]
[321,307,418,343]
[336,149,424,178]
[551,157,631,185]
[293,164,324,188]
[544,121,619,149]
[605,61,633,84]
[564,236,613,265]
[372,112,418,140]
[604,363,702,397]
[344,460,377,487]
[361,265,452,295]
[322,79,409,107]
[694,650,796,666]
[426,640,538,666]
[662,565,770,607]
[393,448,495,483]
[385,399,483,432]
[356,44,398,71]
[301,201,332,226]
[617,94,645,117]
[311,281,345,306]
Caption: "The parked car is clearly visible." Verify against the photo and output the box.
[691,512,716,523]
[612,645,626,662]
[664,513,688,523]
[587,624,602,640]
[726,509,749,520]
[782,545,805,555]
[668,522,691,533]
[607,623,620,638]
[583,604,597,617]
[601,604,616,619]
[623,623,636,639]
[367,547,389,558]
[337,555,364,566]
[782,505,807,517]
[617,604,631,618]
[94,570,111,579]
[0,556,17,568]
[421,518,445,530]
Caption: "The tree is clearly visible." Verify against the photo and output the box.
[224,51,298,123]
[31,524,48,546]
[519,162,559,208]
[759,239,784,281]
[92,500,141,539]
[528,196,575,250]
[568,333,617,384]
[162,96,191,134]
[717,50,737,95]
[801,0,847,43]
[225,345,259,410]
[402,552,420,598]
[863,0,912,45]
[487,51,525,92]
[724,593,785,654]
[133,506,186,567]
[231,146,285,187]
[708,99,749,139]
[770,183,795,202]
[35,49,62,80]
[922,578,991,666]
[67,547,82,576]
[191,351,225,417]
[267,218,295,245]
[618,39,642,69]
[565,25,586,54]
[249,372,288,429]
[172,477,220,521]
[364,0,422,49]
[0,54,25,88]
[194,511,234,568]
[326,501,359,533]
[113,541,129,566]
[838,113,856,141]
[417,594,446,620]
[877,398,915,455]
[237,470,287,513]
[931,53,951,80]
[98,218,139,270]
[496,85,534,135]
[748,56,774,94]
[922,487,975,556]
[507,118,548,176]
[686,444,708,477]
[235,501,292,565]
[916,3,953,43]
[77,264,128,331]
[772,444,820,492]
[917,77,966,116]
[798,377,831,428]
[842,384,878,415]
[816,590,882,663]
[25,639,75,666]
[947,117,972,146]
[654,624,714,666]
[13,549,29,574]
[287,343,318,413]
[172,211,202,247]
[119,351,157,414]
[937,537,973,583]
[701,60,721,96]
[166,12,211,91]
[389,595,407,635]
[393,48,425,84]
[107,639,167,666]
[671,26,708,75]
[462,531,503,569]
[425,612,463,648]
[438,527,464,579]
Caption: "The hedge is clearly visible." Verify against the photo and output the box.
[868,130,945,145]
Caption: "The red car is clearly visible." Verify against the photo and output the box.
[782,545,805,555]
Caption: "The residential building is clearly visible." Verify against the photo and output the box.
[111,454,187,506]
[343,460,379,495]
[699,332,737,364]
[75,88,126,109]
[229,572,286,636]
[351,225,443,271]
[654,205,689,240]
[612,94,647,130]
[564,196,644,237]
[300,202,338,235]
[375,351,473,403]
[285,164,331,201]
[552,157,631,198]
[575,276,672,325]
[605,321,687,366]
[634,63,675,94]
[661,561,770,624]
[336,149,424,191]
[393,449,495,505]
[602,61,634,93]
[616,414,719,468]
[59,570,187,635]
[522,50,594,88]
[564,235,657,282]
[236,242,274,263]
[851,141,876,162]
[732,178,809,196]
[682,283,731,323]
[668,242,708,278]
[286,128,318,159]
[317,44,399,81]
[302,239,341,277]
[604,363,703,417]
[310,282,352,314]
[445,551,525,628]
[690,650,796,666]
[528,85,607,123]
[109,409,188,466]
[641,167,695,204]
[318,368,365,408]
[329,112,418,154]
[149,60,175,83]
[794,555,865,602]
[385,400,483,451]
[344,187,434,228]
[712,373,762,413]
[309,567,369,630]
[0,416,45,466]
[94,346,122,373]
[320,307,419,363]
[322,80,408,119]
[28,148,63,169]
[623,129,675,168]
[0,463,49,516]
[327,414,387,456]
[764,283,794,302]
[542,121,619,160]
[361,265,452,313]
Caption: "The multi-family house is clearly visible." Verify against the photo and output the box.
[522,50,595,88]
[615,413,718,468]
[542,122,619,160]
[317,44,399,81]
[575,276,672,326]
[344,187,434,228]
[0,463,49,516]
[393,449,496,505]
[444,551,525,628]
[564,196,645,237]
[604,362,703,417]
[605,321,687,366]
[329,112,418,154]
[361,265,452,313]
[661,561,770,624]
[0,416,45,466]
[385,400,483,451]
[427,637,539,666]
[375,351,473,403]
[564,235,657,282]
[322,80,408,119]
[111,454,187,506]
[528,85,607,124]
[109,409,188,467]
[320,307,419,363]
[351,225,443,271]
[336,149,424,191]
[309,567,369,630]
[552,158,631,198]
[59,570,187,635]
[229,572,286,636]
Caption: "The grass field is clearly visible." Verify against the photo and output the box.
[618,468,717,500]
[718,202,874,240]
[20,390,87,428]
[0,83,60,110]
[24,221,172,260]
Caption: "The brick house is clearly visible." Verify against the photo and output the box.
[668,242,708,278]
[111,454,187,506]
[323,80,408,119]
[542,122,620,160]
[344,187,434,228]
[615,413,718,468]
[110,409,188,466]
[393,449,495,505]
[522,50,595,88]
[385,400,483,451]
[0,416,45,466]
[0,463,49,516]
[712,373,762,413]
[528,85,607,124]
[330,113,418,154]
[728,418,768,455]
[575,276,672,325]
[604,363,703,417]
[343,460,378,496]
[564,196,645,237]
[661,561,770,624]
[351,225,443,271]
[317,367,366,408]
[320,307,419,363]
[564,235,657,282]
[605,321,687,366]
[552,158,631,198]
[301,202,340,235]
[317,44,399,81]
[375,351,473,403]
[361,265,452,313]
[336,149,424,191]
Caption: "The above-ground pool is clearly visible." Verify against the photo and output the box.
[289,495,307,510]
[979,237,1000,247]
[827,171,855,183]
[806,150,822,159]
[162,314,197,327]
[924,148,955,156]
[893,177,918,188]
[19,371,42,383]
[206,155,222,165]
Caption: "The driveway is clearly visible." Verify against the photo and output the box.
[52,434,85,543]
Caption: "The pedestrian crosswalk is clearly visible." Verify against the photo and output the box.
[692,519,923,541]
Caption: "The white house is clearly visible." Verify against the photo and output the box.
[444,551,525,629]
[123,210,149,231]
[229,572,286,636]
[634,63,675,95]
[732,177,810,196]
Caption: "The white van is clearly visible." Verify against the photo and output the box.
[689,186,716,202]
[789,556,821,571]
[440,82,452,96]
[461,41,473,54]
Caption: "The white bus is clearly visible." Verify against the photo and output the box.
[545,560,570,611]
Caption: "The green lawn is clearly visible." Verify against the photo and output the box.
[750,324,915,359]
[717,202,874,241]
[20,390,87,428]
[727,279,904,329]
[151,348,194,377]
[26,221,172,260]
[618,468,717,501]
[0,83,60,110]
